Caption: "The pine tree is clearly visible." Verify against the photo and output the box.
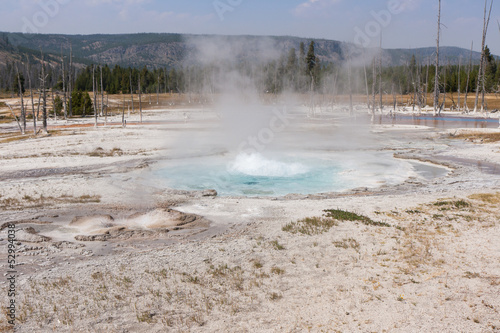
[484,46,497,91]
[306,41,316,74]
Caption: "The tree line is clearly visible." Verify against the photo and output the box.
[2,39,500,133]
[5,43,499,99]
[72,43,498,103]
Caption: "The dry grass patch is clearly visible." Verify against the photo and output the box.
[0,134,31,144]
[398,222,437,269]
[390,196,495,274]
[270,267,285,275]
[283,209,391,235]
[0,130,71,144]
[282,217,337,235]
[252,260,263,269]
[333,238,360,251]
[468,192,500,205]
[87,147,123,157]
[433,199,470,209]
[453,132,500,143]
[0,194,101,210]
[268,292,283,301]
[270,240,286,250]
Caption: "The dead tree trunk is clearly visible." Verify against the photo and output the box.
[443,59,447,111]
[122,94,126,128]
[138,74,143,123]
[61,46,67,120]
[93,65,97,127]
[51,89,56,121]
[378,38,383,112]
[457,57,461,112]
[330,69,338,109]
[36,84,41,121]
[68,43,73,117]
[157,70,160,105]
[27,57,36,135]
[372,58,377,113]
[481,60,487,112]
[498,21,500,128]
[16,64,26,134]
[129,71,135,116]
[425,58,430,106]
[411,61,416,112]
[416,57,423,113]
[434,0,441,116]
[391,83,396,116]
[363,56,371,111]
[347,56,353,115]
[474,0,493,113]
[101,66,105,124]
[40,49,48,133]
[7,104,23,134]
[464,42,473,112]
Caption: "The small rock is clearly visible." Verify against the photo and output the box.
[202,189,218,197]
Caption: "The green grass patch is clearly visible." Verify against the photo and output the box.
[433,200,470,209]
[324,209,391,227]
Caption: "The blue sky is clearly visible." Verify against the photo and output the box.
[0,0,499,54]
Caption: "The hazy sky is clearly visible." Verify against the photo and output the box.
[0,0,499,54]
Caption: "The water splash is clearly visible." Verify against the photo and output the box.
[228,153,309,177]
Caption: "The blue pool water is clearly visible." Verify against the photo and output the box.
[154,152,443,197]
[161,157,343,196]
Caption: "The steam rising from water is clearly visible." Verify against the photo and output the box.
[228,153,309,177]
[155,36,443,197]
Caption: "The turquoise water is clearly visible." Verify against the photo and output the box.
[162,159,343,196]
[154,152,436,197]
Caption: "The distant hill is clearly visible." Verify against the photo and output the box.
[0,32,486,69]
[384,46,485,66]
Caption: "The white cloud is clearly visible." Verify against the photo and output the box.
[396,0,421,13]
[293,0,341,16]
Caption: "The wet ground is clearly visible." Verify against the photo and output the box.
[374,113,500,129]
